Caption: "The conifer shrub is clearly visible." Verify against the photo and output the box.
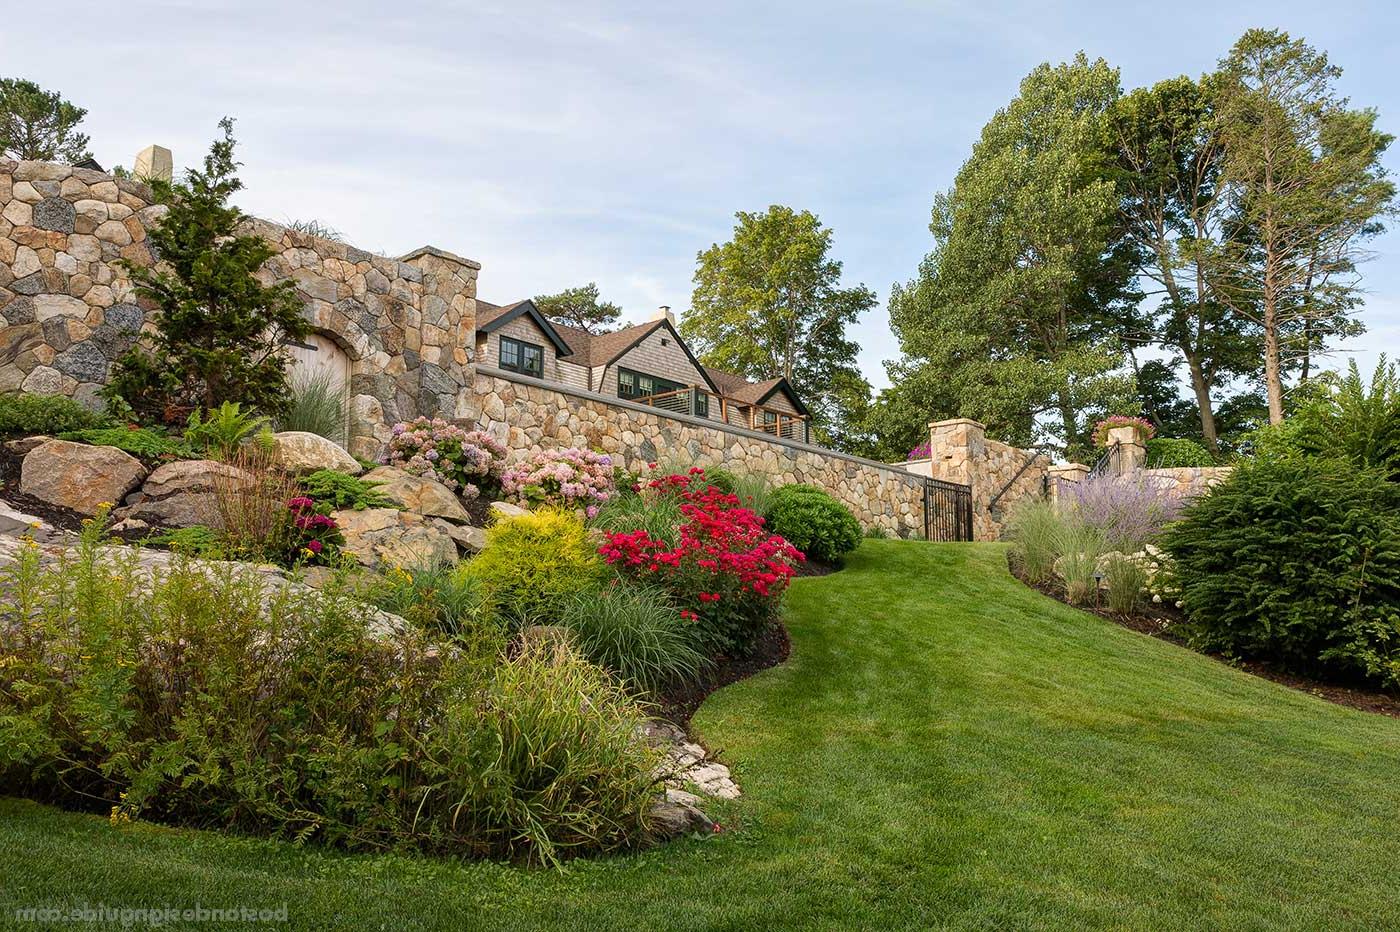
[0,393,112,437]
[1163,458,1400,685]
[464,509,606,628]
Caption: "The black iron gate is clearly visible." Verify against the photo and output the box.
[924,478,973,542]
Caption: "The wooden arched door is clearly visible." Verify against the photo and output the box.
[286,332,351,445]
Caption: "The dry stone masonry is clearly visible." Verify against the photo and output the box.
[473,368,930,537]
[0,160,481,460]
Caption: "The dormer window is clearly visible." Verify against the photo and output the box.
[500,336,543,377]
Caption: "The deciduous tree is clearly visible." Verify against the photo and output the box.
[888,54,1139,458]
[683,205,876,446]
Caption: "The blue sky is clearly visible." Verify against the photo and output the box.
[5,0,1397,390]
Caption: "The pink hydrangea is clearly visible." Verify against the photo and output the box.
[500,448,618,511]
[383,417,508,499]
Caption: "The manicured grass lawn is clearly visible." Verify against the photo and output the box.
[6,541,1400,929]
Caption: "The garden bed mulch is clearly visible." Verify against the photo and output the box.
[654,621,791,728]
[0,449,90,533]
[1007,554,1400,720]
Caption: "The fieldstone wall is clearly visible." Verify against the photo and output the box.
[917,418,1049,541]
[471,368,929,537]
[0,160,479,461]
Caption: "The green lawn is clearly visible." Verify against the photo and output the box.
[5,541,1400,930]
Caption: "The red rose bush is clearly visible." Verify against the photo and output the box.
[598,468,803,654]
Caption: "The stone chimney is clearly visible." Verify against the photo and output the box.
[650,305,676,326]
[133,145,173,183]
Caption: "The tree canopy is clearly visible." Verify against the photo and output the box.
[887,54,1139,458]
[0,77,91,163]
[682,205,876,447]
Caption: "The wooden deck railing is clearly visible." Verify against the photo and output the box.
[633,385,809,443]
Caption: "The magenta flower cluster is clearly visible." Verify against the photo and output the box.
[500,448,618,516]
[1091,415,1156,448]
[384,417,508,499]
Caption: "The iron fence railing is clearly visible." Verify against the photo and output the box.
[924,478,973,541]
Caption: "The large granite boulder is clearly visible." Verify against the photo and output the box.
[333,507,457,568]
[269,431,362,476]
[362,466,470,523]
[119,459,257,529]
[20,439,146,516]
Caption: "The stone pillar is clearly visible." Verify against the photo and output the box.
[1107,425,1146,475]
[927,418,986,487]
[927,417,990,539]
[400,246,479,420]
[133,145,173,182]
[1047,462,1090,504]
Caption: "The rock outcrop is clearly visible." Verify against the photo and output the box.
[333,507,458,568]
[269,431,363,476]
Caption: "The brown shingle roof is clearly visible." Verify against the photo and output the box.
[476,303,802,409]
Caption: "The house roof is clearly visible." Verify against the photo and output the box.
[474,298,573,355]
[705,368,809,416]
[476,301,806,413]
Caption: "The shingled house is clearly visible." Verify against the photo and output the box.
[474,301,810,442]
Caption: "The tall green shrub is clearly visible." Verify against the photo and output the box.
[1163,458,1400,685]
[106,118,310,422]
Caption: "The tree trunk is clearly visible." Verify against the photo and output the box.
[1182,351,1219,453]
[1263,294,1285,424]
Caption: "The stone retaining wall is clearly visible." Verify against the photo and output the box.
[915,418,1049,541]
[471,367,929,537]
[0,160,479,460]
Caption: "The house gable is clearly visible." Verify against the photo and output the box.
[596,319,719,398]
[477,299,574,356]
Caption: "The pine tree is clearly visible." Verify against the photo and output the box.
[108,118,310,422]
[0,78,90,162]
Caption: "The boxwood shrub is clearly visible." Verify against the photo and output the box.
[764,483,862,564]
[1162,457,1400,686]
[1145,437,1214,468]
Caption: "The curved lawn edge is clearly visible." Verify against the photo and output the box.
[6,540,1400,930]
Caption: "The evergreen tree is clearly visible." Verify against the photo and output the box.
[0,77,91,162]
[533,282,621,334]
[1213,29,1394,423]
[107,118,309,422]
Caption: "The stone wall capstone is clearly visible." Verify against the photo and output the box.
[0,160,479,461]
[471,367,929,537]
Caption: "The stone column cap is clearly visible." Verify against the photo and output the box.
[400,245,482,271]
[1048,462,1090,476]
[929,417,986,430]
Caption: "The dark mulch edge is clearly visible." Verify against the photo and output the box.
[794,556,840,577]
[0,449,91,532]
[653,622,792,728]
[1007,552,1400,720]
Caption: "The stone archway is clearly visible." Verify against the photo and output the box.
[286,332,352,445]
